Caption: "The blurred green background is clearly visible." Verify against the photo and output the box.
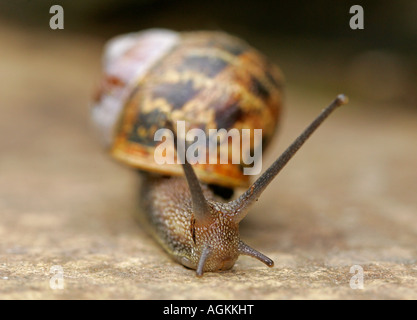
[1,0,416,107]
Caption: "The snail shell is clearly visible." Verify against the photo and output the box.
[92,29,284,188]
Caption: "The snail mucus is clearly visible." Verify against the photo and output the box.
[91,29,348,276]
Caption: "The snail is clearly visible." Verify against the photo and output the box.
[91,29,348,276]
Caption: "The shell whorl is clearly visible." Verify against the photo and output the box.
[91,29,180,147]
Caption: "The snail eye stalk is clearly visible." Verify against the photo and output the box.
[229,94,349,222]
[167,121,212,226]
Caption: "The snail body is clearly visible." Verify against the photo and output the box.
[92,29,347,276]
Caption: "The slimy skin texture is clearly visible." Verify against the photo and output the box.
[140,174,241,273]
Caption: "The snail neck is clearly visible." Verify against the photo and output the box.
[138,173,273,275]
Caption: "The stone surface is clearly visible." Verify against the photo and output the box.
[0,24,416,300]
